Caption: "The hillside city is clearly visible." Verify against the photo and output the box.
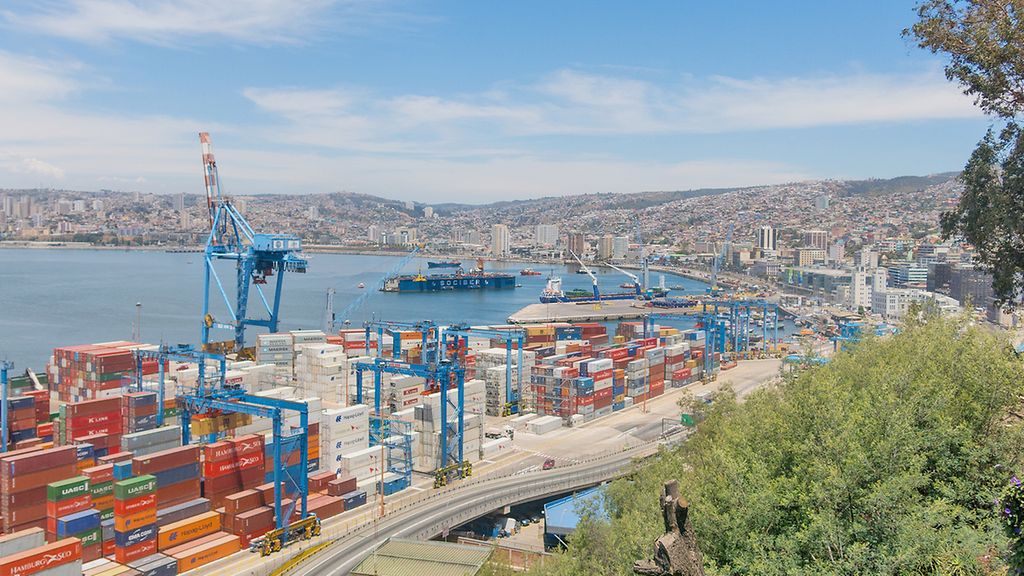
[0,172,1005,329]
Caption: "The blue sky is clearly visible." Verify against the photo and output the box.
[0,1,991,202]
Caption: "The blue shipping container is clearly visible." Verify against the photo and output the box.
[113,461,133,480]
[153,462,200,487]
[114,523,158,548]
[7,396,33,410]
[75,443,95,461]
[612,402,625,411]
[342,490,367,509]
[57,509,100,538]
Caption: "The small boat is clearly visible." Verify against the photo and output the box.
[427,260,461,269]
[619,282,635,289]
[670,284,685,290]
[357,282,365,289]
[520,268,542,276]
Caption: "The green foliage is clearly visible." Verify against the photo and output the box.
[999,477,1024,570]
[907,1,1024,307]
[532,317,1024,575]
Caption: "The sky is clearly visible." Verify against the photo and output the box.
[0,1,994,202]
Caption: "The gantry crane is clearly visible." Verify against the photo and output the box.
[364,319,440,364]
[442,325,525,415]
[604,262,642,296]
[569,250,600,300]
[198,132,308,354]
[1,361,11,453]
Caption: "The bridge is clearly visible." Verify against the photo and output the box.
[201,440,666,576]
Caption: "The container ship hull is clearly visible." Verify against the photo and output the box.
[427,261,461,269]
[383,273,516,293]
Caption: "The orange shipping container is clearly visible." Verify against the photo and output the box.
[0,538,81,576]
[114,507,157,532]
[157,511,220,551]
[170,533,240,572]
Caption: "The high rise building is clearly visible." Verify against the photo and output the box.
[491,224,510,257]
[567,232,586,257]
[368,224,381,243]
[173,193,186,211]
[597,235,614,259]
[423,206,434,219]
[613,236,629,260]
[802,229,829,250]
[889,263,928,288]
[307,206,319,220]
[535,224,559,247]
[756,225,777,252]
[814,195,830,210]
[949,265,994,307]
[855,247,879,268]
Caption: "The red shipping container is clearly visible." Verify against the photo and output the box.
[595,387,613,401]
[102,539,115,557]
[231,506,274,534]
[114,493,156,516]
[115,539,157,564]
[0,538,81,576]
[307,495,343,520]
[66,411,120,431]
[82,543,102,562]
[203,453,264,479]
[2,464,78,494]
[45,494,92,518]
[308,471,335,493]
[202,441,235,464]
[204,473,242,496]
[224,490,261,515]
[4,501,46,529]
[82,464,114,485]
[1,446,75,476]
[133,446,199,475]
[63,398,120,419]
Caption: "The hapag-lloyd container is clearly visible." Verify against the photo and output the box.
[157,511,220,550]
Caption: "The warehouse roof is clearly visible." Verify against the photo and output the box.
[544,486,608,537]
[351,538,492,576]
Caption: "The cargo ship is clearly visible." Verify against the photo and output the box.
[538,276,669,303]
[383,259,516,293]
[520,268,543,276]
[427,260,461,269]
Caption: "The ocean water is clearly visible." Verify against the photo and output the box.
[0,249,711,369]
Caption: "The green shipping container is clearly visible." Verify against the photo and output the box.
[91,481,113,498]
[114,475,157,500]
[47,476,91,501]
[74,527,102,547]
[99,508,114,522]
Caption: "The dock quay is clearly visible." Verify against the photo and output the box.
[508,300,700,323]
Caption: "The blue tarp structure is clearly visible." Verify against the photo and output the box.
[543,486,608,548]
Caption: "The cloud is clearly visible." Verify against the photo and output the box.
[0,50,80,101]
[0,0,394,45]
[0,153,66,179]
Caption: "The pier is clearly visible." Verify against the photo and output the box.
[508,300,701,324]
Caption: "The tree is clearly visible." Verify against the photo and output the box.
[532,316,1024,575]
[906,0,1024,307]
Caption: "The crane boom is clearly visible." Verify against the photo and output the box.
[569,250,600,299]
[605,262,641,295]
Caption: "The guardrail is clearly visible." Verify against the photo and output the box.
[206,440,664,576]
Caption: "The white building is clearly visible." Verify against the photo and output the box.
[613,236,629,260]
[367,225,381,243]
[535,224,559,247]
[423,206,434,219]
[872,288,960,320]
[756,225,778,252]
[491,224,510,257]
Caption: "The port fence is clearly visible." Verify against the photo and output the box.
[205,439,664,576]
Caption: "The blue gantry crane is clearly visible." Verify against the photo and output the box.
[352,357,468,487]
[198,132,308,354]
[442,325,524,416]
[131,344,229,427]
[364,320,440,364]
[1,361,11,453]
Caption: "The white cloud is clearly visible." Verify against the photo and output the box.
[0,153,66,180]
[0,0,392,45]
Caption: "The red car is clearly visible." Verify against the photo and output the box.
[542,458,555,470]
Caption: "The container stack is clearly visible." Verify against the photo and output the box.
[2,446,77,534]
[255,333,295,379]
[52,345,135,402]
[664,343,691,387]
[625,357,649,403]
[645,347,666,399]
[221,490,273,546]
[4,395,37,450]
[82,464,114,525]
[46,476,93,546]
[483,366,515,416]
[0,537,82,576]
[157,510,220,551]
[56,508,101,561]
[133,446,200,510]
[122,392,158,434]
[295,343,346,404]
[201,435,266,509]
[59,398,122,457]
[112,474,158,563]
[588,359,614,418]
[163,529,239,573]
[320,405,370,476]
[120,425,181,458]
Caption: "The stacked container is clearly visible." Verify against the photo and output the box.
[122,392,158,434]
[0,537,82,576]
[59,398,122,456]
[52,345,135,402]
[320,405,369,475]
[133,447,200,510]
[294,343,346,404]
[255,333,294,379]
[1,446,77,533]
[120,425,181,457]
[201,435,266,509]
[113,474,158,563]
[46,476,92,542]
